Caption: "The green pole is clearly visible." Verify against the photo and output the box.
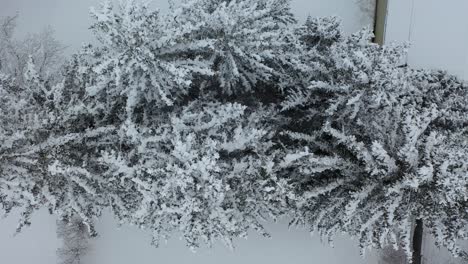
[373,0,388,45]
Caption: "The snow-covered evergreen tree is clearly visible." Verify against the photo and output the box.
[281,17,468,260]
[87,0,212,112]
[1,1,467,261]
[0,58,53,231]
[168,0,303,94]
[0,55,107,233]
[97,102,291,249]
[0,0,299,247]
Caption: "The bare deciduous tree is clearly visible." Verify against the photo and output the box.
[56,216,91,264]
[380,246,408,264]
[355,0,376,24]
[0,15,17,71]
[0,15,65,84]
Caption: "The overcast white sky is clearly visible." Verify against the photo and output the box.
[385,0,468,79]
[0,0,374,55]
[1,210,378,264]
[0,1,377,263]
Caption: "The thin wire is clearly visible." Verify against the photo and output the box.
[406,0,416,64]
[382,0,389,44]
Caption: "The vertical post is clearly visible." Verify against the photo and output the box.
[412,219,424,264]
[373,0,389,45]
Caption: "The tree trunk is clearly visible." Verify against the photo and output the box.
[412,219,424,264]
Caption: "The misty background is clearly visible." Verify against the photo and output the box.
[0,0,374,55]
